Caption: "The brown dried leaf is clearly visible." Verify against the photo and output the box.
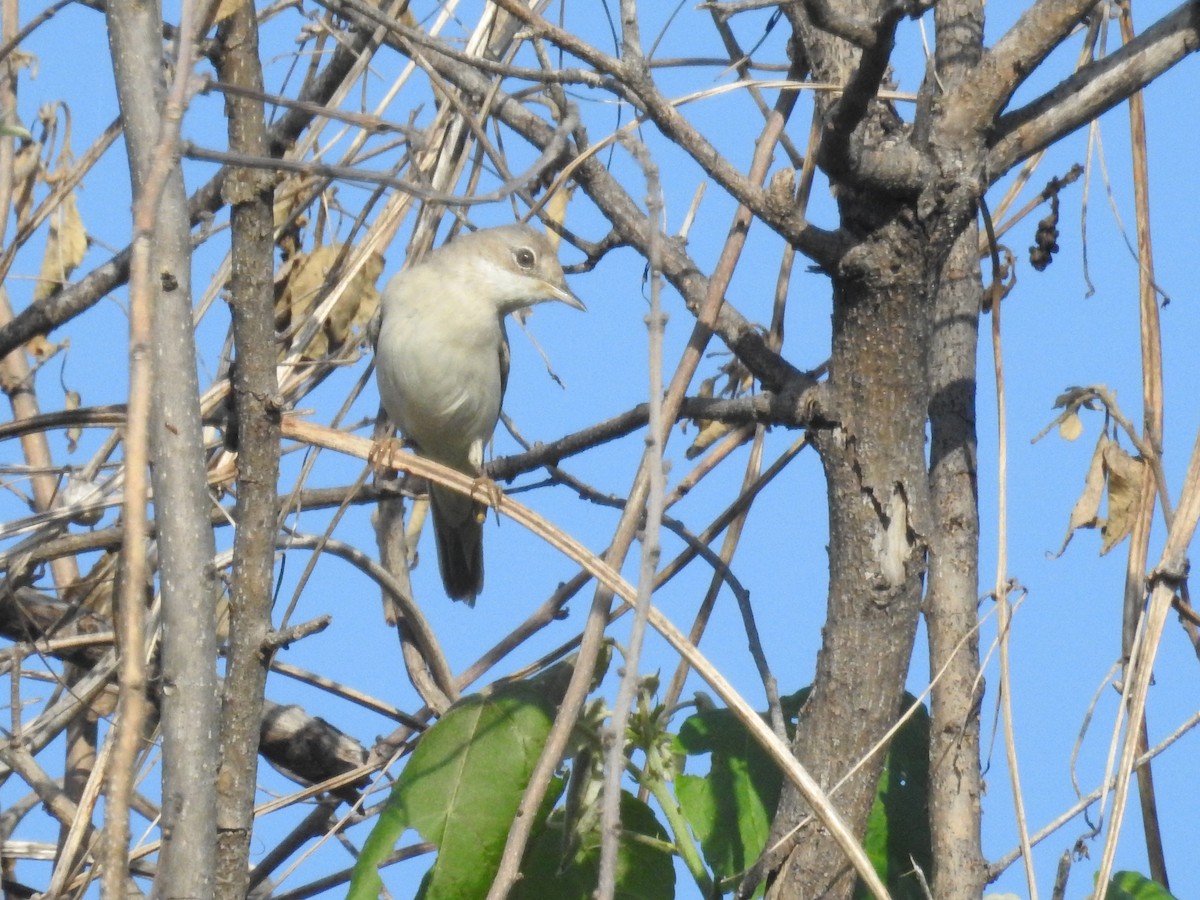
[276,244,384,358]
[12,139,43,227]
[276,244,342,359]
[543,187,572,252]
[273,180,310,256]
[332,250,385,343]
[34,191,87,301]
[1099,442,1145,555]
[685,376,724,458]
[1053,434,1108,557]
[686,418,734,460]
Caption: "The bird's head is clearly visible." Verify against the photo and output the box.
[457,224,585,315]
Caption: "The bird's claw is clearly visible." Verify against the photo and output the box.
[470,473,503,521]
[369,434,404,478]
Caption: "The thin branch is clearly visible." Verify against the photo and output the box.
[989,708,1200,881]
[597,138,662,899]
[0,0,382,361]
[183,110,579,206]
[472,0,850,268]
[982,196,1039,898]
[0,588,377,802]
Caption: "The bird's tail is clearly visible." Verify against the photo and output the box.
[429,484,484,604]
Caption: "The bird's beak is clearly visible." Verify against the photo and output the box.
[548,283,586,312]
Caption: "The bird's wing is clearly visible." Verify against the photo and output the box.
[498,320,511,402]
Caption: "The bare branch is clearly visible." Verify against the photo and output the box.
[0,587,375,803]
[470,0,850,268]
[0,0,381,361]
[943,0,1098,130]
[212,2,281,894]
[988,3,1200,175]
[816,2,930,195]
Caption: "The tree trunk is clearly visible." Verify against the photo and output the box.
[768,208,933,897]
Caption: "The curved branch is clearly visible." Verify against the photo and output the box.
[814,1,930,197]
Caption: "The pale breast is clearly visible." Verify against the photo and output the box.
[376,300,504,469]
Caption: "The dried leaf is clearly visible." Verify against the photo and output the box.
[35,191,87,301]
[276,244,342,359]
[1053,434,1108,557]
[1099,442,1144,555]
[542,187,572,252]
[686,419,734,460]
[273,181,310,256]
[276,244,385,359]
[331,250,385,343]
[1053,435,1147,558]
[12,139,43,227]
[1058,411,1084,441]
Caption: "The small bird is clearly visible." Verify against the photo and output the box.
[375,224,585,603]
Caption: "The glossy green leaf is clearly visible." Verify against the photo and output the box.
[855,695,931,899]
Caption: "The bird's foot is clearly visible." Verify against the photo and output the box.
[469,472,503,522]
[369,434,404,478]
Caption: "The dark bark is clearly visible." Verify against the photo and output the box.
[766,211,934,897]
[212,1,281,896]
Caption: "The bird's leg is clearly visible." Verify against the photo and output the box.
[466,439,502,522]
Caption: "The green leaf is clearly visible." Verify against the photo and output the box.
[1102,871,1179,900]
[348,662,577,900]
[673,690,807,894]
[674,690,931,899]
[674,720,778,888]
[513,790,676,900]
[855,696,931,900]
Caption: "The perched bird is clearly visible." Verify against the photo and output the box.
[375,224,584,603]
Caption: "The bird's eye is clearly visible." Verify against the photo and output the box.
[513,247,537,269]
